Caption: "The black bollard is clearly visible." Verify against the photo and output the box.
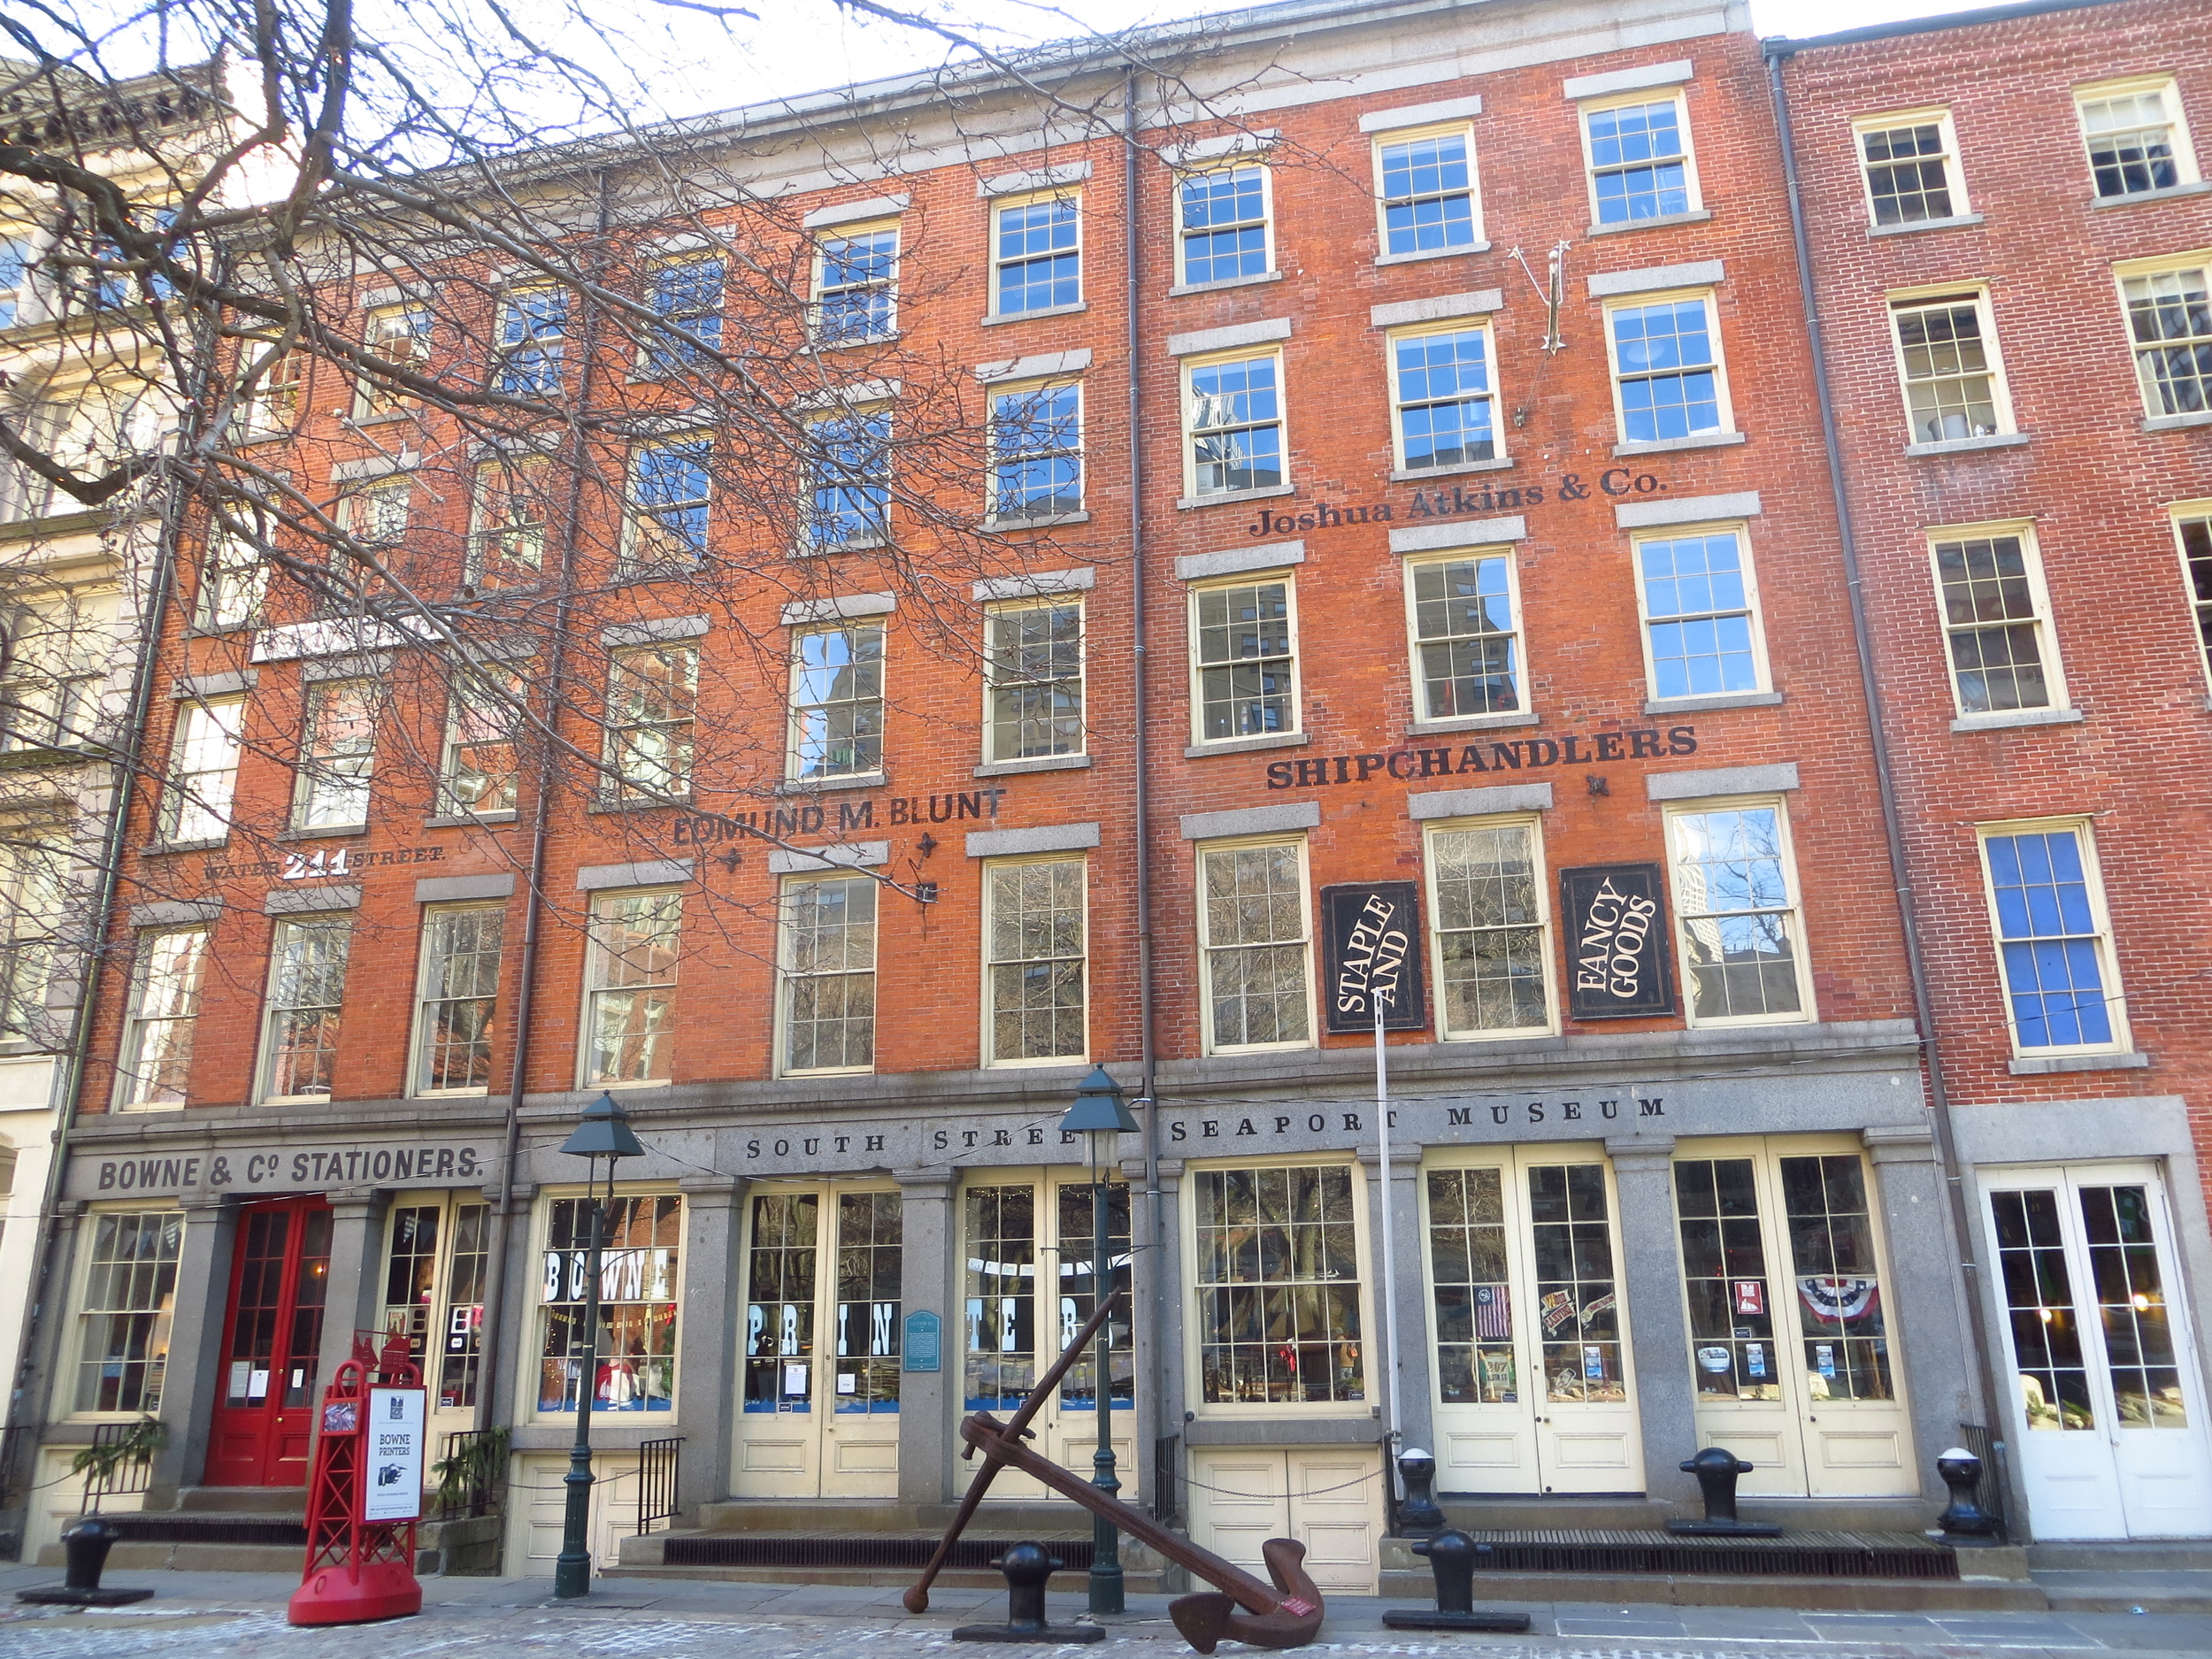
[1666,1447,1781,1538]
[951,1540,1105,1644]
[15,1517,155,1607]
[1935,1447,2002,1544]
[1381,1529,1532,1632]
[1395,1448,1448,1536]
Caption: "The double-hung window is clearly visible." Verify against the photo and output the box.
[1191,576,1296,742]
[985,600,1083,761]
[466,455,549,591]
[356,302,430,418]
[1583,90,1698,226]
[2116,255,2212,421]
[1663,800,1811,1027]
[413,904,504,1096]
[1185,351,1284,497]
[803,408,890,550]
[987,380,1082,522]
[0,234,31,328]
[1891,289,2011,443]
[1194,1163,1363,1404]
[1,597,110,753]
[2076,79,2198,200]
[292,679,376,830]
[1179,165,1271,285]
[1375,127,1479,257]
[789,623,884,780]
[197,518,269,629]
[814,223,898,345]
[604,644,696,801]
[992,194,1079,316]
[1608,292,1727,444]
[73,1211,183,1414]
[1929,525,2064,717]
[1978,820,2129,1055]
[983,856,1087,1064]
[117,926,211,1110]
[336,481,407,596]
[1196,838,1312,1053]
[780,874,876,1074]
[583,889,680,1085]
[1635,525,1768,701]
[160,696,242,843]
[538,1194,680,1412]
[1389,325,1496,472]
[1855,111,1966,227]
[1425,816,1553,1040]
[442,668,525,815]
[1405,549,1519,720]
[0,826,65,1043]
[260,916,352,1101]
[495,286,567,396]
[626,435,710,568]
[237,349,301,439]
[2174,507,2212,688]
[645,253,723,372]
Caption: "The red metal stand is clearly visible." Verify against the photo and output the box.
[288,1332,426,1625]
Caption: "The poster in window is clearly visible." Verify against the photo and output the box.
[1558,863,1674,1020]
[1320,882,1427,1033]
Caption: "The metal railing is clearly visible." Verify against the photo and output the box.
[80,1421,156,1513]
[434,1428,504,1521]
[637,1436,683,1535]
[1957,1421,2009,1540]
[1152,1434,1180,1526]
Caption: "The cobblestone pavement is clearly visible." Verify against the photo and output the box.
[4,1570,2211,1659]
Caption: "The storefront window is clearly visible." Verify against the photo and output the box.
[1194,1164,1363,1405]
[1780,1155,1892,1401]
[539,1194,680,1413]
[1528,1164,1624,1402]
[74,1210,181,1413]
[1055,1181,1131,1409]
[743,1192,817,1414]
[1427,1168,1516,1404]
[833,1192,902,1413]
[964,1185,1036,1410]
[1993,1187,2093,1431]
[382,1198,491,1410]
[1675,1158,1783,1402]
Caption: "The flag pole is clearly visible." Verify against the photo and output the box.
[1374,988,1402,1504]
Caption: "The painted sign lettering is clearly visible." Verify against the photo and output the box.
[1267,727,1696,790]
[1321,882,1426,1033]
[1559,864,1675,1020]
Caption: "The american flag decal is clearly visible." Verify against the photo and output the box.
[1474,1284,1511,1340]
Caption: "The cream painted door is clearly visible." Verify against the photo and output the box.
[733,1185,902,1499]
[1188,1447,1382,1594]
[1424,1149,1642,1494]
[1983,1164,2212,1540]
[961,1174,1136,1504]
[1672,1140,1915,1498]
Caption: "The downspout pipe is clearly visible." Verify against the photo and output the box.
[475,167,614,1432]
[1764,43,2013,1494]
[1122,65,1167,1517]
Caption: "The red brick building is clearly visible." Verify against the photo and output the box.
[20,0,2203,1578]
[1773,0,2212,1543]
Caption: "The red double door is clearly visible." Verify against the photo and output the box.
[204,1197,333,1487]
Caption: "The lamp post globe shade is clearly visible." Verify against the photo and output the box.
[560,1091,648,1163]
[1058,1065,1141,1137]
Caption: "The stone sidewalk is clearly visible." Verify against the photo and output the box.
[5,1568,2212,1659]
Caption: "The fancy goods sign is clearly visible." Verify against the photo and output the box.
[1559,863,1674,1020]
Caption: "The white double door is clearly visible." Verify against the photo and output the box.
[959,1171,1136,1502]
[1422,1148,1643,1494]
[1982,1163,2212,1539]
[733,1182,903,1499]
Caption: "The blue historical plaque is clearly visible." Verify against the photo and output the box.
[1559,863,1674,1019]
[1321,882,1427,1033]
[902,1310,941,1373]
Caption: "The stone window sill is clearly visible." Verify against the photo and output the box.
[974,754,1091,778]
[1869,212,1985,236]
[2008,1051,2151,1075]
[800,332,902,356]
[1375,242,1492,268]
[2090,180,2212,209]
[1176,484,1293,511]
[1614,431,1746,457]
[1643,690,1782,715]
[1185,731,1308,758]
[143,839,227,856]
[588,795,689,814]
[1389,456,1515,482]
[980,301,1088,327]
[795,534,887,557]
[1949,708,2084,733]
[1585,208,1713,237]
[1408,710,1540,735]
[981,511,1091,533]
[2144,411,2212,434]
[424,810,520,828]
[275,824,369,841]
[779,772,885,795]
[1905,433,2029,457]
[1169,271,1286,298]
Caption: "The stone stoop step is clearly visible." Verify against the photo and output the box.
[610,1525,1176,1593]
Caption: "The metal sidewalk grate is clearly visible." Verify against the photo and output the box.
[1462,1528,1958,1579]
[104,1516,309,1547]
[663,1534,1096,1571]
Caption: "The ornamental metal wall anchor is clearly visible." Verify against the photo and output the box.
[1381,1531,1531,1633]
[1667,1447,1781,1537]
[951,1541,1103,1644]
[14,1517,154,1607]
